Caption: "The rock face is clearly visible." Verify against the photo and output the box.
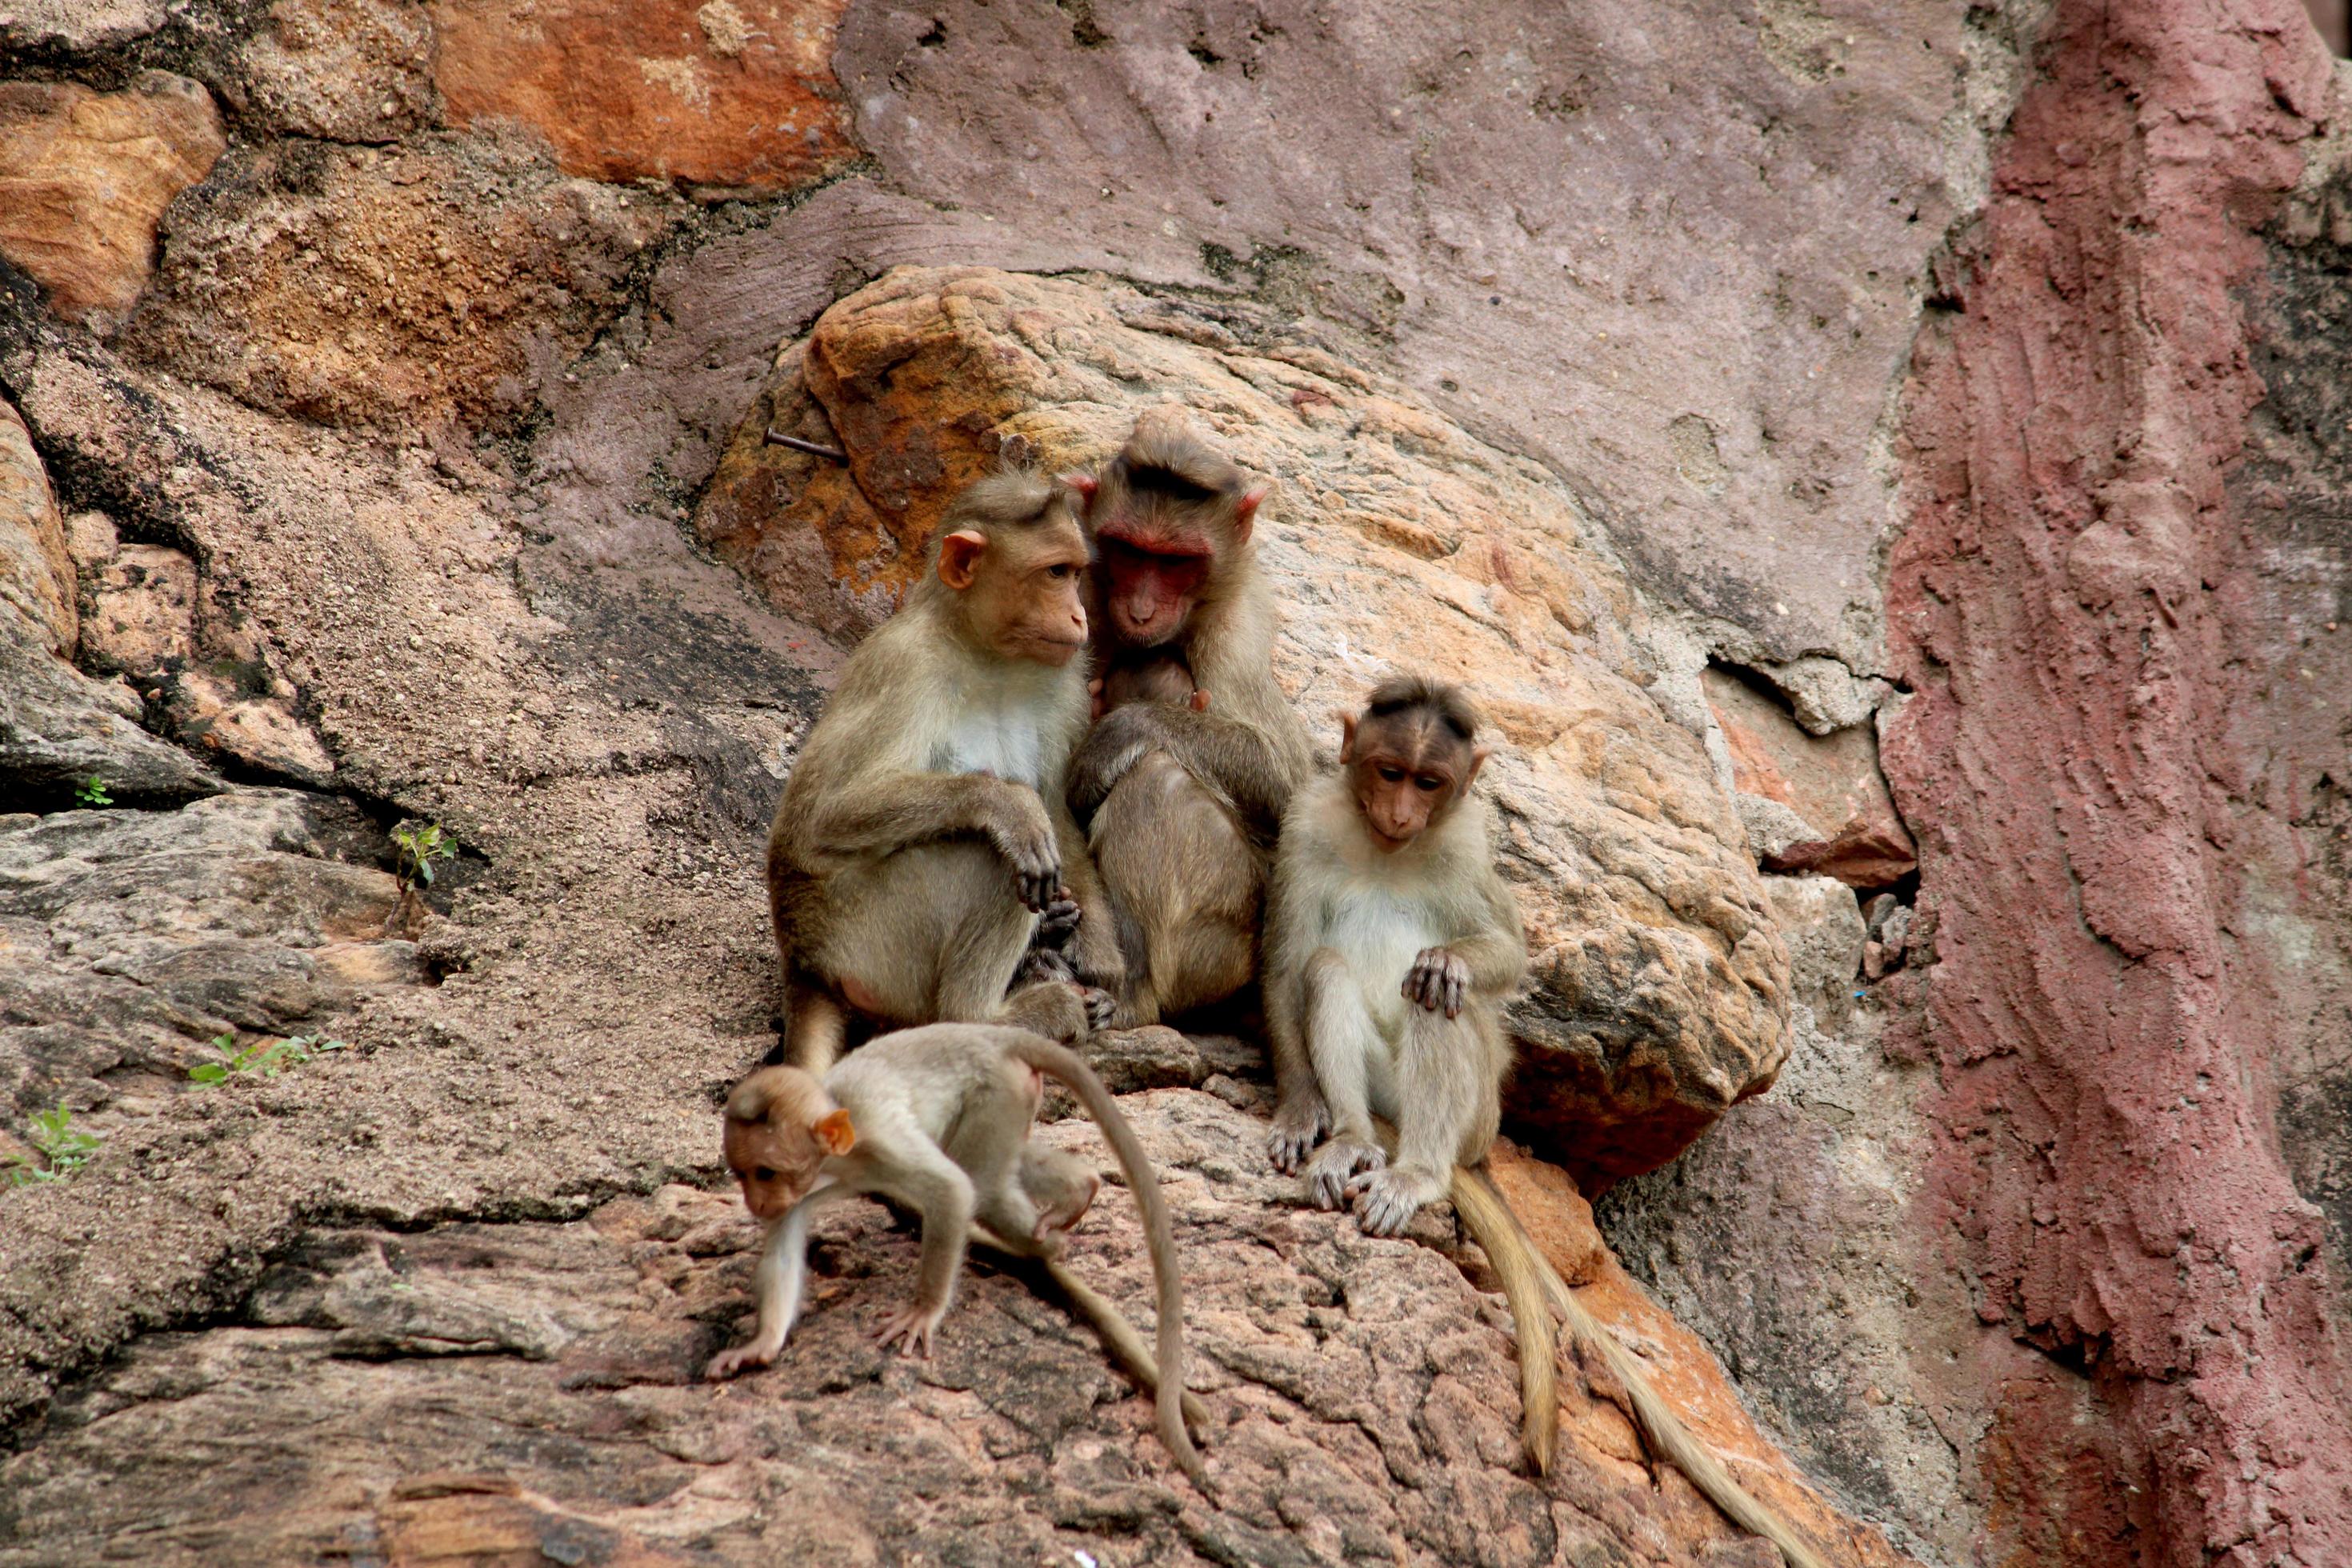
[0,74,225,329]
[1704,667,1916,890]
[0,1083,1917,1568]
[698,265,1794,1184]
[430,0,860,193]
[1882,0,2352,1561]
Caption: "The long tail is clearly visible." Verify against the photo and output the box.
[1449,1166,1559,1472]
[1007,1035,1206,1486]
[1459,1166,1829,1568]
[968,1224,1211,1430]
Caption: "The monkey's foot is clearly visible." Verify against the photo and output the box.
[874,1303,945,1358]
[1347,1166,1447,1237]
[1077,984,1116,1032]
[703,1340,781,1381]
[1031,888,1082,948]
[1306,1138,1385,1211]
[1266,1096,1331,1174]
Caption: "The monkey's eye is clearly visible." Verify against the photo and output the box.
[1377,766,1406,783]
[1046,562,1075,579]
[754,1167,778,1182]
[1416,776,1444,792]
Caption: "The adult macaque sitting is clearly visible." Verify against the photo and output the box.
[764,470,1121,1070]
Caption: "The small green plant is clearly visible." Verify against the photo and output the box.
[189,1031,350,1086]
[4,1104,101,1186]
[390,820,457,890]
[74,777,113,807]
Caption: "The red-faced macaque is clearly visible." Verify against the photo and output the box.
[705,1022,1206,1486]
[766,471,1122,1070]
[1065,414,1310,1026]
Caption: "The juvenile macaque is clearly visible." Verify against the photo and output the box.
[1094,651,1208,716]
[1263,676,1525,1232]
[1066,414,1310,1025]
[766,471,1121,1070]
[706,1022,1205,1485]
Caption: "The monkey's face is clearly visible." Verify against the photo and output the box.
[940,510,1092,666]
[1094,534,1211,648]
[723,1106,854,1221]
[1341,710,1485,850]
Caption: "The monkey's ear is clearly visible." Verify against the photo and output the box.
[813,1107,857,1156]
[1338,710,1358,764]
[1465,746,1491,790]
[937,530,988,591]
[1058,473,1098,508]
[1234,486,1267,543]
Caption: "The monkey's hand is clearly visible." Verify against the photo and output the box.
[1403,947,1472,1020]
[985,791,1062,912]
[1266,1090,1330,1174]
[1032,886,1082,950]
[1067,704,1163,818]
[1305,1138,1385,1211]
[1347,1166,1447,1238]
[1077,984,1117,1032]
[703,1338,782,1381]
[874,1300,946,1359]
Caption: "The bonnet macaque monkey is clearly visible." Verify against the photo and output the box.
[766,471,1122,1070]
[1262,676,1526,1229]
[1261,679,1829,1566]
[1065,414,1311,1025]
[706,1023,1206,1485]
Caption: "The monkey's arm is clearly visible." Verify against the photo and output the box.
[706,1181,852,1379]
[1451,876,1530,996]
[1050,799,1124,986]
[1262,842,1330,1173]
[1069,703,1296,832]
[794,770,1062,910]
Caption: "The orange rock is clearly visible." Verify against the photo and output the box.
[1706,666,1917,889]
[1486,1135,1607,1286]
[430,0,859,193]
[0,73,225,327]
[0,399,75,654]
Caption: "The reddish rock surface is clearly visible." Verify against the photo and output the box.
[1884,0,2352,1562]
[0,73,225,330]
[1704,667,1915,890]
[431,0,859,193]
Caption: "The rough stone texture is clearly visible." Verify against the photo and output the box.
[0,789,424,1124]
[121,130,681,434]
[0,1090,1917,1568]
[1599,875,1964,1562]
[1882,0,2352,1562]
[698,265,1794,1184]
[826,0,2030,674]
[0,0,163,54]
[216,0,437,144]
[430,0,860,194]
[0,394,219,807]
[0,73,226,331]
[1703,666,1916,890]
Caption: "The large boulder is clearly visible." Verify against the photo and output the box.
[695,266,1793,1182]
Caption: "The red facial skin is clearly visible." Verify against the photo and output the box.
[1066,474,1263,650]
[937,515,1092,667]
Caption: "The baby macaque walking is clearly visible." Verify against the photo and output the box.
[1262,676,1527,1234]
[706,1022,1205,1484]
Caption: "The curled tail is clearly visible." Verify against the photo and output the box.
[1007,1035,1206,1486]
[1459,1166,1828,1568]
[1450,1166,1559,1472]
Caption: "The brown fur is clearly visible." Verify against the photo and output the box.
[1067,415,1311,1026]
[765,470,1121,1069]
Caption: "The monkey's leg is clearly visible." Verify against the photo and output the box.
[782,972,849,1073]
[1352,1003,1494,1238]
[875,1153,978,1358]
[1299,950,1392,1212]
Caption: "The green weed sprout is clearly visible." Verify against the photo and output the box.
[4,1105,101,1186]
[190,1032,350,1086]
[390,820,457,890]
[74,778,113,807]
